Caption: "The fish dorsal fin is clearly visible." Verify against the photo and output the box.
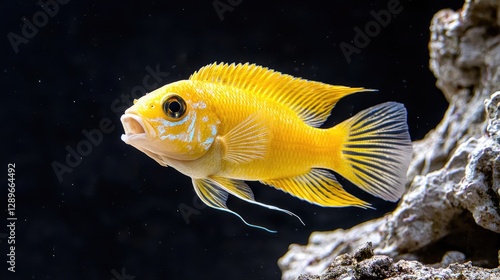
[261,168,371,208]
[190,62,371,127]
[219,114,269,164]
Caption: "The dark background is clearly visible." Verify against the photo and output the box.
[2,0,462,279]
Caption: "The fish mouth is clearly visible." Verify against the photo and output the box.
[120,112,170,166]
[120,113,154,143]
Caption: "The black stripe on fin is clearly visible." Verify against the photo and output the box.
[340,102,412,201]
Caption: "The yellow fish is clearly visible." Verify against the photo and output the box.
[120,62,412,232]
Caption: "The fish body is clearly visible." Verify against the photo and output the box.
[120,62,412,232]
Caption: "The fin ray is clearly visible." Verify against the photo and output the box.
[190,62,371,127]
[209,176,304,226]
[220,114,269,164]
[336,102,412,201]
[261,169,371,208]
[192,178,277,233]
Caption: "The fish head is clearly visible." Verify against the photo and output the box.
[120,81,220,163]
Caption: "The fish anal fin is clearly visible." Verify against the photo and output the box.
[261,169,370,208]
[220,114,269,164]
[190,62,373,127]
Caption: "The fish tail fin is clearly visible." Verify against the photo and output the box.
[329,102,412,201]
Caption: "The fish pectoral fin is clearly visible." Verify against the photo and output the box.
[210,176,304,225]
[219,114,269,164]
[260,168,371,208]
[192,178,277,233]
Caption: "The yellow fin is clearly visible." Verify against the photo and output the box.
[261,168,370,208]
[209,176,254,200]
[334,102,412,201]
[192,178,228,209]
[210,176,304,225]
[190,62,371,127]
[192,178,276,233]
[220,114,269,164]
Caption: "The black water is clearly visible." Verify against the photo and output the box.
[2,0,461,279]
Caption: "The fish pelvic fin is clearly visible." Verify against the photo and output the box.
[192,178,275,233]
[331,102,413,201]
[261,169,371,208]
[192,177,303,233]
[190,62,373,127]
[210,176,304,224]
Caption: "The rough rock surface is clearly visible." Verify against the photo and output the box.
[279,1,500,279]
[296,243,500,280]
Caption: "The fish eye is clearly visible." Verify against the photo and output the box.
[163,95,187,119]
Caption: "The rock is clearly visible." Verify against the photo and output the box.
[454,133,500,233]
[486,92,500,144]
[279,1,500,279]
[295,243,500,280]
[436,251,467,268]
